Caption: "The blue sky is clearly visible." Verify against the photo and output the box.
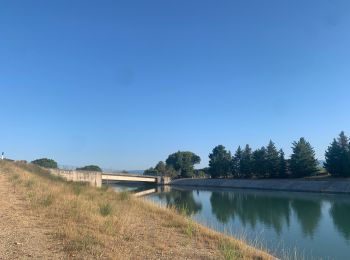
[1,1,350,169]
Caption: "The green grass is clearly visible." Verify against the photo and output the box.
[99,202,113,216]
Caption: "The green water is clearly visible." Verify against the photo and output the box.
[113,184,350,259]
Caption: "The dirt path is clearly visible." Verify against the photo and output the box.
[0,173,65,260]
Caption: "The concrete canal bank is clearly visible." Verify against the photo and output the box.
[171,178,350,194]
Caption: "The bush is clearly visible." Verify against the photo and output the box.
[31,158,58,169]
[76,165,102,172]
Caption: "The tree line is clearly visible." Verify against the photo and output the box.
[145,131,350,179]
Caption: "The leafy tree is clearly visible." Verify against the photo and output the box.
[31,158,58,169]
[278,149,288,178]
[240,145,253,178]
[266,140,280,178]
[290,138,318,177]
[208,145,232,178]
[76,165,102,172]
[232,146,243,178]
[143,167,159,176]
[325,131,350,177]
[252,147,267,178]
[155,161,167,174]
[165,151,201,178]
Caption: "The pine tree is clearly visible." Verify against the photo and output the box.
[232,146,242,178]
[290,138,318,177]
[252,147,267,178]
[209,145,232,178]
[278,149,288,178]
[325,131,350,177]
[240,144,253,178]
[266,140,280,178]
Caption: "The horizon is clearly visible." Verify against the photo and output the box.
[1,1,350,170]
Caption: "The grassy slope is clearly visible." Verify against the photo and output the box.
[0,161,274,260]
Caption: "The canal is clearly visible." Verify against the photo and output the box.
[112,184,350,259]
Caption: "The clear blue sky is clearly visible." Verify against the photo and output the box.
[1,1,350,170]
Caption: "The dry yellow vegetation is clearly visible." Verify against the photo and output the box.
[0,160,275,260]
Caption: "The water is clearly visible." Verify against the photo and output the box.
[111,184,350,259]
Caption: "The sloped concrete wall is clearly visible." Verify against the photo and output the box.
[171,178,350,194]
[49,169,102,187]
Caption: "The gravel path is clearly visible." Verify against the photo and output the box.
[0,173,65,260]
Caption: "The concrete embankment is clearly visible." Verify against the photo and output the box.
[171,178,350,194]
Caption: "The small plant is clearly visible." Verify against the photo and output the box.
[40,194,54,207]
[219,240,239,260]
[119,191,130,201]
[9,173,20,182]
[71,182,87,196]
[185,220,196,238]
[99,202,113,216]
[25,179,35,188]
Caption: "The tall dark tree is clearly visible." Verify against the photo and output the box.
[278,149,288,178]
[208,145,232,178]
[232,146,243,178]
[325,131,350,177]
[165,151,201,178]
[290,138,318,177]
[252,147,267,178]
[266,140,280,178]
[240,144,253,178]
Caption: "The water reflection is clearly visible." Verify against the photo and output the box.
[211,192,290,235]
[157,189,202,216]
[330,201,350,241]
[291,198,321,238]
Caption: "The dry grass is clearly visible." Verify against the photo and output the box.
[0,160,275,259]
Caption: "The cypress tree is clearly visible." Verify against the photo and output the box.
[240,144,253,178]
[325,131,350,177]
[290,138,319,177]
[232,146,242,178]
[252,147,267,178]
[266,140,280,178]
[278,149,288,178]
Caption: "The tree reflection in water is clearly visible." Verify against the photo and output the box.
[157,189,202,216]
[210,191,290,235]
[330,201,350,241]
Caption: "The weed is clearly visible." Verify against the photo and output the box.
[40,194,54,207]
[25,179,35,188]
[119,191,130,201]
[185,220,197,238]
[219,240,240,260]
[99,202,113,216]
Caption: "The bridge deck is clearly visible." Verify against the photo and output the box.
[102,173,157,183]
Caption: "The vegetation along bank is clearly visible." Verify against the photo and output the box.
[0,160,274,259]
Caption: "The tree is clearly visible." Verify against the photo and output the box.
[290,138,318,177]
[208,145,232,178]
[31,158,58,169]
[76,165,102,172]
[232,146,242,178]
[252,147,267,178]
[240,144,253,178]
[143,167,159,176]
[278,149,288,178]
[155,161,167,174]
[165,151,201,178]
[325,131,350,177]
[266,140,280,178]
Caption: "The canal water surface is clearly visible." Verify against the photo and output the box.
[112,184,350,259]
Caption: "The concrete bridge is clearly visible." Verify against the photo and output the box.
[49,169,170,187]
